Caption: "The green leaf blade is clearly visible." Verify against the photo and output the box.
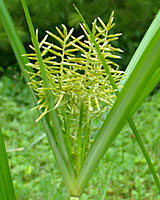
[0,0,76,194]
[76,9,160,194]
[21,0,76,190]
[0,128,16,200]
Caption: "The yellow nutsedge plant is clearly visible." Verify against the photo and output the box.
[1,0,160,198]
[24,12,125,173]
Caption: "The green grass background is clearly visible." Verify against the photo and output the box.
[1,67,160,200]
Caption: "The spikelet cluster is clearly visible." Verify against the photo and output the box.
[25,12,124,156]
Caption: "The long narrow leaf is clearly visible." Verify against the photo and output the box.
[0,0,36,102]
[76,9,160,194]
[21,0,75,186]
[127,117,160,191]
[0,0,76,193]
[74,5,160,193]
[120,10,160,87]
[131,66,160,115]
[0,128,16,200]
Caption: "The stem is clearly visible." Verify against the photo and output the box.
[77,101,84,175]
[82,117,90,162]
[70,197,80,200]
[63,110,74,169]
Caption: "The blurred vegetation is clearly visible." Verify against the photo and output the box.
[0,0,160,71]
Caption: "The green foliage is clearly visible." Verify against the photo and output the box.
[74,7,160,195]
[1,0,160,198]
[1,75,160,199]
[0,0,160,69]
